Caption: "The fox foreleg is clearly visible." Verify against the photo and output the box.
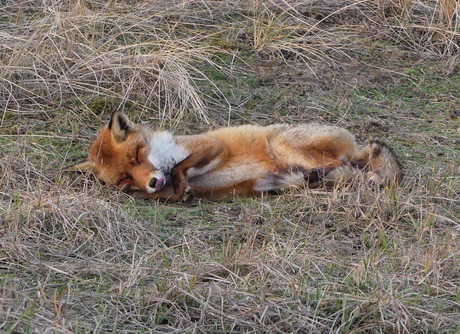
[170,138,224,204]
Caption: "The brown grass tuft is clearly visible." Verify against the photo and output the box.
[439,0,460,28]
[1,0,213,125]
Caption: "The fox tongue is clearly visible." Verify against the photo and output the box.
[155,178,164,191]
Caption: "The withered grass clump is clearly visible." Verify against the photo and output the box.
[1,147,459,333]
[1,0,459,333]
[371,0,460,55]
[1,0,211,125]
[439,0,460,28]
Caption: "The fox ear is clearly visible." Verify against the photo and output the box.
[108,111,134,142]
[66,160,96,173]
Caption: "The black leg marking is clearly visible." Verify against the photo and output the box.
[304,167,325,184]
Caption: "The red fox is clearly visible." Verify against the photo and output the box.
[69,112,402,203]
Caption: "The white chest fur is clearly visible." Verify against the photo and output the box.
[147,131,189,173]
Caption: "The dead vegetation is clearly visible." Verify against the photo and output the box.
[1,0,459,333]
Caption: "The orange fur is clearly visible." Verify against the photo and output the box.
[69,112,402,203]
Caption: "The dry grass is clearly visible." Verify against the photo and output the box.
[375,0,412,19]
[1,152,459,333]
[439,0,460,28]
[1,0,460,333]
[1,0,214,125]
[368,0,460,56]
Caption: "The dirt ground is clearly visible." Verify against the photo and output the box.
[1,1,459,333]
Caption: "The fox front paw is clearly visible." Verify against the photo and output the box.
[179,185,194,205]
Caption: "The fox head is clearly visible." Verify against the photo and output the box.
[68,112,167,193]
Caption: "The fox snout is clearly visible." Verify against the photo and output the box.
[149,177,165,191]
[145,170,167,193]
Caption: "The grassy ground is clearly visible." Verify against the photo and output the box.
[1,0,459,333]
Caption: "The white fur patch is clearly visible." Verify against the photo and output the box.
[147,131,189,174]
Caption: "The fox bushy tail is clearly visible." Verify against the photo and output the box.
[325,140,402,188]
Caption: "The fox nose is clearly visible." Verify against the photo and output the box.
[149,177,158,188]
[149,176,165,191]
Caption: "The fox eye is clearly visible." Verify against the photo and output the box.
[135,145,146,164]
[129,146,144,165]
[136,146,142,163]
